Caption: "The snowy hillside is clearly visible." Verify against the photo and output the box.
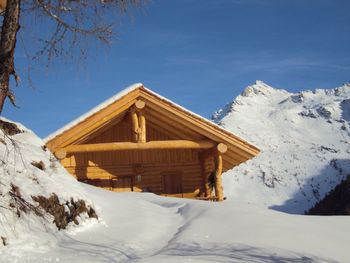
[2,185,350,263]
[0,118,97,251]
[214,81,350,214]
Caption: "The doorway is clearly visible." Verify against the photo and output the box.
[162,172,183,197]
[112,176,133,192]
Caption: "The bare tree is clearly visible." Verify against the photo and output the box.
[0,0,145,114]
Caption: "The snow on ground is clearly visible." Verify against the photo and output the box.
[2,185,349,263]
[214,81,350,214]
[0,118,97,253]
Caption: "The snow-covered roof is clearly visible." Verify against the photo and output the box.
[44,82,233,142]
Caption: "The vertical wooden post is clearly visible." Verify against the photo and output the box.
[138,110,146,143]
[131,100,146,142]
[204,156,213,198]
[200,143,227,200]
[214,153,224,201]
[204,174,211,197]
[199,152,213,198]
[131,111,139,142]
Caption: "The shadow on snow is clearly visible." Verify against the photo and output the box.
[148,242,336,263]
[270,159,350,214]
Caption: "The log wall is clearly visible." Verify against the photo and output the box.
[64,162,203,197]
[60,117,205,198]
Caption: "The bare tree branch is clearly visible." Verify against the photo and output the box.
[0,0,146,114]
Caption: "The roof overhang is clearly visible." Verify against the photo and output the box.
[45,83,260,172]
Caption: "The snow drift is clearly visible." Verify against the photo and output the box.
[0,118,97,251]
[214,81,350,214]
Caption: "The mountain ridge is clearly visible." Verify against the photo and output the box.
[215,81,350,213]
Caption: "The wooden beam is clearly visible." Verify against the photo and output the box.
[131,111,139,142]
[200,143,228,161]
[141,94,259,157]
[217,143,228,153]
[202,157,213,198]
[199,150,217,198]
[131,100,146,142]
[147,108,205,140]
[138,111,146,143]
[200,143,228,198]
[214,153,224,201]
[75,111,128,145]
[147,116,191,140]
[54,148,67,160]
[46,89,140,150]
[135,99,146,110]
[64,140,216,153]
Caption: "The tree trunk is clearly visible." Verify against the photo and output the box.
[0,0,20,114]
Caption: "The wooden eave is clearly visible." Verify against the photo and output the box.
[137,87,259,171]
[45,88,141,150]
[45,84,260,172]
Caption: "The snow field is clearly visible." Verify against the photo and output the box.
[5,185,348,262]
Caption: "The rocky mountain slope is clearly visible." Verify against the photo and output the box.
[214,81,350,214]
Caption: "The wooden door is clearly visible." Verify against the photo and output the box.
[112,176,133,192]
[162,173,183,196]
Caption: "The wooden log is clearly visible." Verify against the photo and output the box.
[64,140,216,153]
[135,99,146,110]
[131,111,139,142]
[142,95,259,156]
[203,172,212,197]
[54,148,67,160]
[147,118,191,140]
[217,143,228,153]
[196,196,220,201]
[199,153,213,198]
[214,153,224,201]
[131,100,146,142]
[138,111,146,143]
[200,143,228,161]
[46,90,140,149]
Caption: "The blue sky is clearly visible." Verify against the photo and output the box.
[3,0,350,138]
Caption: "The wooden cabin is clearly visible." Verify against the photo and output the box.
[45,83,259,201]
[0,0,6,13]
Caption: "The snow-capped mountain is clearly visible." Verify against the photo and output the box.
[214,81,350,214]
